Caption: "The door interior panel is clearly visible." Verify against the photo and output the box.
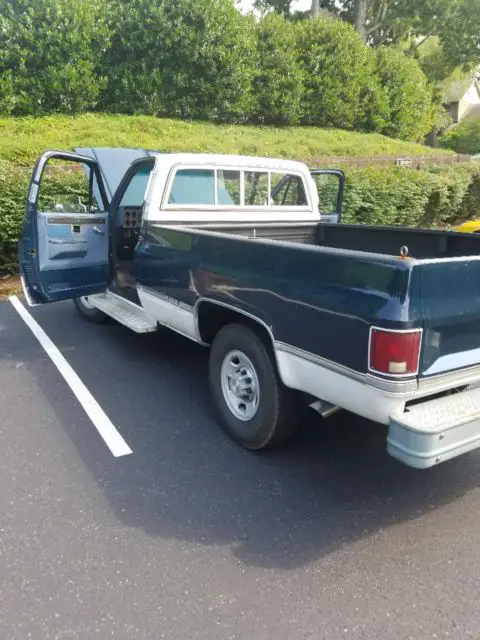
[37,212,108,271]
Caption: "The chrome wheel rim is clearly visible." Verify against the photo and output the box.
[220,350,260,422]
[79,296,95,310]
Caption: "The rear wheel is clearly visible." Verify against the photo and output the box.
[209,323,299,450]
[73,296,108,323]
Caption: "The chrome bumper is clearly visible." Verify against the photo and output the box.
[388,387,480,469]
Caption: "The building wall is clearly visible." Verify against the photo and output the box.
[458,83,480,120]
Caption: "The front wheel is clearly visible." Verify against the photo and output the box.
[73,296,108,323]
[209,323,299,450]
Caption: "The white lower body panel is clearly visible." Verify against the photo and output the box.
[137,286,199,342]
[275,347,410,424]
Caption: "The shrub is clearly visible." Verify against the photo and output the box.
[0,162,29,272]
[294,19,389,132]
[102,0,257,122]
[342,164,480,228]
[439,119,480,155]
[99,0,166,116]
[0,1,437,139]
[253,13,304,126]
[0,0,109,116]
[374,47,434,142]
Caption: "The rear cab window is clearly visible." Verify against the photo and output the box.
[164,165,310,211]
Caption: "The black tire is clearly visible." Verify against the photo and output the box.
[208,323,299,450]
[73,296,109,324]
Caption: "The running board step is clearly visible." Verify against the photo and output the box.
[88,292,157,333]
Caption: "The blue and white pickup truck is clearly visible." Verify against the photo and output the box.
[19,147,480,468]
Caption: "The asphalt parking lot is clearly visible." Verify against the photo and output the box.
[0,297,479,640]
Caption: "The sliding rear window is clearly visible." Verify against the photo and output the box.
[165,167,309,208]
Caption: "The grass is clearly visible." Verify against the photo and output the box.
[0,113,453,167]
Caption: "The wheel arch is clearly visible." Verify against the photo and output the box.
[194,298,281,369]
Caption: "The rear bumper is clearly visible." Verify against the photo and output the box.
[388,387,480,469]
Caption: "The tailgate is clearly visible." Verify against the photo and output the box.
[417,259,480,378]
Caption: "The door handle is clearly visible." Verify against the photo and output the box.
[93,225,105,235]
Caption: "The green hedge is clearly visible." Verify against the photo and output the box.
[342,164,480,227]
[2,161,480,274]
[0,163,28,273]
[0,0,435,140]
[439,119,480,155]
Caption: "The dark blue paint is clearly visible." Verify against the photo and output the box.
[418,260,480,374]
[137,226,417,375]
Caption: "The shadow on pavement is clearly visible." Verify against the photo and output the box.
[8,300,480,570]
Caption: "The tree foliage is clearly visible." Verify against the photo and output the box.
[253,13,304,125]
[260,0,480,74]
[102,0,257,122]
[0,0,436,141]
[253,0,294,16]
[0,0,109,115]
[440,120,480,155]
[375,47,434,141]
[295,19,389,131]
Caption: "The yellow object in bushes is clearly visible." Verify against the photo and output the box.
[454,220,480,233]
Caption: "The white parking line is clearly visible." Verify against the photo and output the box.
[9,295,133,458]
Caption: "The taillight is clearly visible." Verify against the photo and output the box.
[369,328,422,376]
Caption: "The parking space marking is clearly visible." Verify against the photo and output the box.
[9,295,133,458]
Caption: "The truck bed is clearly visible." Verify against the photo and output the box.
[187,221,480,260]
[149,219,480,385]
[315,223,480,260]
[189,223,480,260]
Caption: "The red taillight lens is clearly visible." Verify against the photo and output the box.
[369,328,421,376]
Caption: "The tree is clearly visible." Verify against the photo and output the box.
[375,47,435,141]
[257,0,480,73]
[253,13,304,125]
[0,0,109,115]
[253,0,333,19]
[353,0,368,42]
[103,0,257,121]
[295,18,389,131]
[253,0,293,16]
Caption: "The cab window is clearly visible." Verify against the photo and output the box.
[244,171,269,206]
[119,164,153,207]
[166,166,309,208]
[217,170,240,205]
[38,159,105,214]
[168,169,216,205]
[271,173,307,206]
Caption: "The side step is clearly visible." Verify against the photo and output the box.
[88,292,157,333]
